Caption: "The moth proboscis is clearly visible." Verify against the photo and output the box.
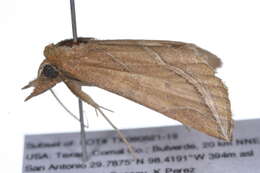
[23,37,233,147]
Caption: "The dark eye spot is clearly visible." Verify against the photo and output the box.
[42,64,59,78]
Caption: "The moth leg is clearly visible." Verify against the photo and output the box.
[50,89,89,128]
[64,79,113,112]
[64,79,137,158]
[64,79,99,108]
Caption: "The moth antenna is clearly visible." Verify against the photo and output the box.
[50,89,89,128]
[96,107,138,159]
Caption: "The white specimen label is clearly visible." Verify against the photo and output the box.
[23,119,260,173]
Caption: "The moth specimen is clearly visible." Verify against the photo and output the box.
[23,38,233,141]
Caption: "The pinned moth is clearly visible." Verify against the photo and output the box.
[23,38,233,141]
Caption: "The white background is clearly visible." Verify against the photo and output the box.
[0,0,259,172]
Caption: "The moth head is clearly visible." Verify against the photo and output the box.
[22,61,62,101]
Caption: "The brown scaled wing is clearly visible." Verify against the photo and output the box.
[49,39,233,141]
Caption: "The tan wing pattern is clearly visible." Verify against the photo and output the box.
[45,39,232,140]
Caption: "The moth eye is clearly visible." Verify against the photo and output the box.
[42,64,59,78]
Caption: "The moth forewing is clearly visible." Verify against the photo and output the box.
[24,38,233,141]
